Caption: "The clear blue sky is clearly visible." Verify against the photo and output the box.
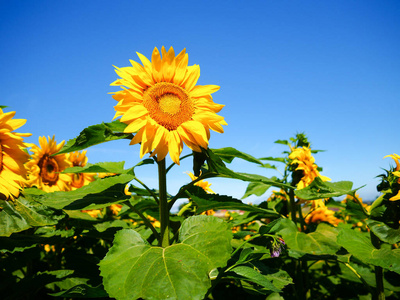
[1,0,399,204]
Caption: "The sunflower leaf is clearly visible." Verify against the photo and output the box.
[26,174,134,210]
[186,186,279,217]
[211,147,264,165]
[99,215,232,300]
[202,148,293,190]
[366,220,400,244]
[243,182,272,198]
[294,177,364,200]
[337,227,400,274]
[0,197,65,237]
[55,120,131,155]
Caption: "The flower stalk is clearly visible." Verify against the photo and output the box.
[158,158,170,247]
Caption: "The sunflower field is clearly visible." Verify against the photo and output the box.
[1,47,400,300]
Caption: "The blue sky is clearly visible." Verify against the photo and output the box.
[1,0,399,204]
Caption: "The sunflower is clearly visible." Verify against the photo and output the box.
[111,46,226,164]
[0,108,31,200]
[384,153,400,201]
[187,171,214,193]
[305,206,341,226]
[68,151,95,190]
[26,136,72,192]
[289,146,331,189]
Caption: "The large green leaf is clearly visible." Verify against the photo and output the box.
[0,197,64,237]
[366,220,400,244]
[26,174,134,210]
[273,219,340,258]
[186,187,279,218]
[211,147,264,165]
[56,120,131,155]
[337,227,400,274]
[295,177,363,200]
[99,215,232,300]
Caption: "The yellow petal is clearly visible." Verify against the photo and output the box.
[120,105,148,123]
[124,117,147,133]
[190,85,220,98]
[182,65,200,92]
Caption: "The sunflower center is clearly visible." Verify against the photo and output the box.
[143,82,194,131]
[71,173,85,189]
[159,93,181,115]
[38,155,59,186]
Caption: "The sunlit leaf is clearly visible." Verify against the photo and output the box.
[99,215,232,300]
[337,227,400,274]
[202,148,293,190]
[243,182,272,198]
[211,147,264,165]
[0,197,64,237]
[186,186,279,218]
[366,220,400,244]
[273,219,340,259]
[56,120,131,155]
[26,174,134,210]
[295,177,363,200]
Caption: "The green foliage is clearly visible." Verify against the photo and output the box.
[99,216,232,300]
[56,120,131,155]
[2,127,400,300]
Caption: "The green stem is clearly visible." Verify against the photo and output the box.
[177,201,192,216]
[166,153,193,174]
[133,177,159,204]
[125,201,161,244]
[288,189,297,224]
[158,158,170,247]
[342,262,374,295]
[370,231,385,300]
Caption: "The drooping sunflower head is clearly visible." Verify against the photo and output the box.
[26,136,72,193]
[67,150,95,190]
[289,146,331,189]
[112,46,227,164]
[0,108,31,200]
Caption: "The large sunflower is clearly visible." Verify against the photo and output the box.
[68,151,95,190]
[26,136,72,192]
[112,46,226,164]
[0,108,31,200]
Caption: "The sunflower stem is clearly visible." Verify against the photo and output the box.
[158,158,170,247]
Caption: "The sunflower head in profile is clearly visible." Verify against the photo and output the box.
[68,151,95,190]
[0,108,31,200]
[111,46,227,165]
[26,136,72,192]
[289,146,331,189]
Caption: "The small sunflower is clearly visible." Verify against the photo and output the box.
[0,108,31,200]
[289,146,331,189]
[68,151,95,190]
[112,46,226,164]
[26,136,72,192]
[187,171,214,193]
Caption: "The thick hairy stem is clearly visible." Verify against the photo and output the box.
[158,158,170,247]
